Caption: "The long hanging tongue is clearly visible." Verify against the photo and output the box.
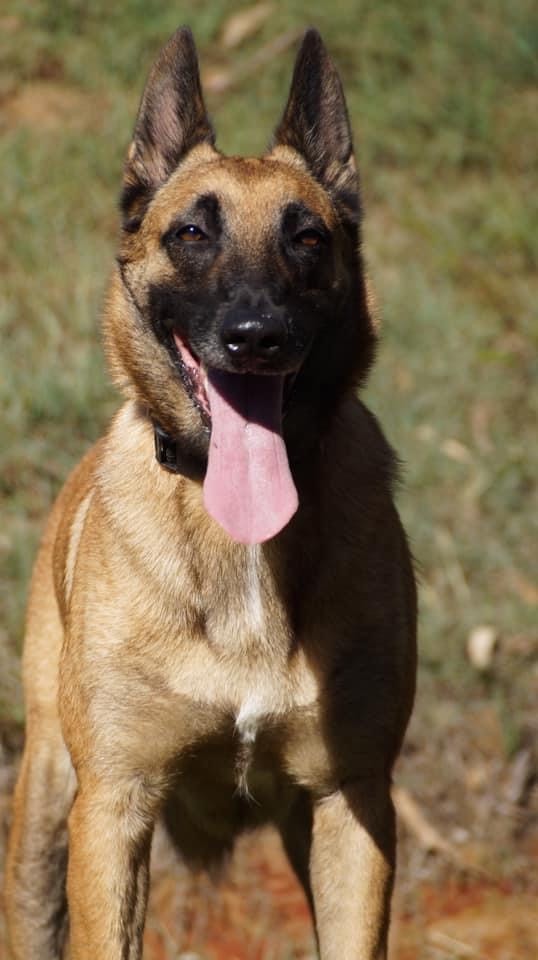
[204,371,298,545]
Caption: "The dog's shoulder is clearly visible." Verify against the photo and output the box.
[49,440,107,611]
[325,395,400,496]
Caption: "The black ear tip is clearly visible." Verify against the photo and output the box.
[303,27,323,45]
[165,24,198,60]
[298,27,328,58]
[175,24,195,44]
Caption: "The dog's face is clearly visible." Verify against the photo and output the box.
[106,28,376,543]
[119,150,341,409]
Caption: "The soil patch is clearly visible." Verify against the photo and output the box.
[1,82,108,133]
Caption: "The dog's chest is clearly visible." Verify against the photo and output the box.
[166,658,319,811]
[205,544,272,642]
[163,546,320,789]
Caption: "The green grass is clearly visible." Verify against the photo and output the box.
[1,0,536,751]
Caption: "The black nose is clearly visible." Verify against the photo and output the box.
[221,311,288,364]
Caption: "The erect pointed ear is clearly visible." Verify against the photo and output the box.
[121,27,216,231]
[271,30,359,221]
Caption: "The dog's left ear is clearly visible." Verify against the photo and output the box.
[271,30,358,221]
[121,26,215,230]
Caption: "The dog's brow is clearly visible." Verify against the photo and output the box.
[281,201,329,233]
[194,193,220,219]
[163,192,222,237]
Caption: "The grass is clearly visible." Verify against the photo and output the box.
[0,0,536,774]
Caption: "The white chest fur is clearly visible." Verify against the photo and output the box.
[244,544,265,635]
[235,690,270,745]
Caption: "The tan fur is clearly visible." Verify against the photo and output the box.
[5,30,416,960]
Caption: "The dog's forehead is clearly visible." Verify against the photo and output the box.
[150,149,337,238]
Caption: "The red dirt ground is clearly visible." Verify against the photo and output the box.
[141,827,537,960]
[1,737,536,958]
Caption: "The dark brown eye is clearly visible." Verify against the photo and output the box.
[294,229,323,248]
[175,224,207,242]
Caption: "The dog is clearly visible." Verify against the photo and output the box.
[5,26,416,960]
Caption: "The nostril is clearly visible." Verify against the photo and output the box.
[259,334,283,355]
[224,334,249,355]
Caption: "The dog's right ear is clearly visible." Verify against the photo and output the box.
[271,30,358,223]
[121,27,215,231]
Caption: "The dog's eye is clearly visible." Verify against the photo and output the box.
[175,225,207,242]
[294,229,323,248]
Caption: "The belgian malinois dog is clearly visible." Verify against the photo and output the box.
[5,26,416,960]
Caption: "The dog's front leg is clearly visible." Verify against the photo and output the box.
[66,775,157,960]
[310,780,395,960]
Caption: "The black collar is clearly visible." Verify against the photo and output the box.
[153,422,206,481]
[153,422,181,473]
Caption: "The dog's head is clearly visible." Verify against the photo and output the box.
[106,27,376,544]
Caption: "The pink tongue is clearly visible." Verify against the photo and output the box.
[203,371,298,544]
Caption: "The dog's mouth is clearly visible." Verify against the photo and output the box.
[173,330,299,545]
[173,331,212,424]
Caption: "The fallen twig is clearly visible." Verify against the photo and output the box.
[428,929,488,959]
[203,28,303,95]
[393,786,467,866]
[220,3,274,50]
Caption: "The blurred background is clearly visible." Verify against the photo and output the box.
[0,1,536,957]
